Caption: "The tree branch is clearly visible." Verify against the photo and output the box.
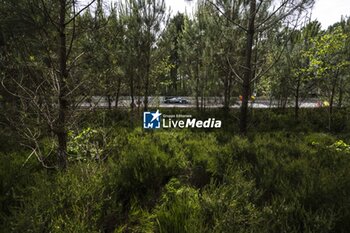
[65,0,96,26]
[206,0,247,32]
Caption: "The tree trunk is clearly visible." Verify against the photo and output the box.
[223,74,230,111]
[338,77,343,108]
[143,56,150,111]
[115,76,121,109]
[57,0,68,169]
[201,93,204,111]
[143,64,150,111]
[330,81,336,116]
[330,69,339,116]
[328,69,339,130]
[240,0,256,134]
[107,95,112,110]
[143,29,151,112]
[130,68,135,127]
[170,56,178,95]
[195,61,200,112]
[227,76,232,109]
[294,78,300,120]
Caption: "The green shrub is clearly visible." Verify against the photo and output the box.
[262,198,336,233]
[7,163,106,233]
[68,127,104,161]
[3,126,350,233]
[105,129,189,210]
[0,151,36,228]
[114,203,156,233]
[154,178,206,233]
[201,168,262,233]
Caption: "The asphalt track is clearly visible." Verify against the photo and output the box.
[80,96,323,109]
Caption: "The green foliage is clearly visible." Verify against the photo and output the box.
[6,163,106,232]
[262,198,335,233]
[68,128,104,161]
[105,130,188,204]
[154,178,206,233]
[2,0,350,231]
[328,140,350,153]
[115,203,156,233]
[3,126,350,232]
[202,169,262,233]
[304,27,349,78]
[248,132,350,233]
[0,151,35,227]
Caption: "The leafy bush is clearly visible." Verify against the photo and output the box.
[201,169,262,233]
[6,163,106,233]
[154,178,206,233]
[68,127,104,161]
[102,129,190,231]
[0,151,36,228]
[3,126,350,232]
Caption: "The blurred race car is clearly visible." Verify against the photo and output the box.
[164,97,189,104]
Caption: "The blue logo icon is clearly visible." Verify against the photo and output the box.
[143,110,162,129]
